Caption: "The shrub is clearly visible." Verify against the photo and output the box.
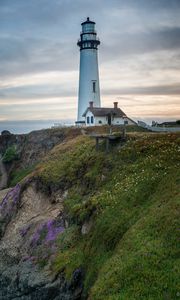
[2,145,18,163]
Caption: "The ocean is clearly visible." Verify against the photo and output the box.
[0,120,75,135]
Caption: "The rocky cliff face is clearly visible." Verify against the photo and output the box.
[0,181,83,300]
[0,128,85,299]
[0,128,81,190]
[0,129,66,167]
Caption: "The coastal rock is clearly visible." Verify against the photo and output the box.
[81,219,93,235]
[0,183,83,300]
[0,260,49,300]
[1,130,12,136]
[0,260,83,300]
[0,129,66,168]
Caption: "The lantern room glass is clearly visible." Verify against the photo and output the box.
[82,23,95,33]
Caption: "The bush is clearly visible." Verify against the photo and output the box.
[2,145,18,163]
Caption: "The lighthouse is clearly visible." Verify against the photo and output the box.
[77,17,101,123]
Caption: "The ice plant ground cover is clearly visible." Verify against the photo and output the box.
[19,219,65,267]
[35,133,180,300]
[30,219,64,246]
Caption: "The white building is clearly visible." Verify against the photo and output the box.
[76,18,101,124]
[83,102,136,126]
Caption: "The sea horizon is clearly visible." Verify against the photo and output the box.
[0,119,75,134]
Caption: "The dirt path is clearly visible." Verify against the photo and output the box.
[0,155,8,190]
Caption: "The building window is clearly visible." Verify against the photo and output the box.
[87,116,90,124]
[93,81,96,93]
[124,120,128,125]
[91,116,94,124]
[99,120,102,124]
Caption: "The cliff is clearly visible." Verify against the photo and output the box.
[0,128,179,299]
[0,127,81,189]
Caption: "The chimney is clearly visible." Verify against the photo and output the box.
[89,101,94,108]
[114,102,118,109]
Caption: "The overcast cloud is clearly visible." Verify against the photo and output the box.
[0,0,180,127]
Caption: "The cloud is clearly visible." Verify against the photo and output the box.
[101,27,180,63]
[0,0,180,123]
[0,36,78,79]
[102,83,180,96]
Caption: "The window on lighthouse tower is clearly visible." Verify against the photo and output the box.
[93,81,96,93]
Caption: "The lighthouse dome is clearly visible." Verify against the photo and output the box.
[81,17,95,33]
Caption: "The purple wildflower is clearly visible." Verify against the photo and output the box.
[30,219,65,247]
[0,184,21,215]
[46,225,64,242]
[30,223,45,246]
[28,219,65,267]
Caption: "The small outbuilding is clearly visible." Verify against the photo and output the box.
[82,101,136,126]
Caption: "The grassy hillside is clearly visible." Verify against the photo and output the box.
[34,132,180,299]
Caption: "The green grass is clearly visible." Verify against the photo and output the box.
[9,166,35,186]
[89,171,180,300]
[38,135,113,193]
[35,132,180,299]
[124,125,150,132]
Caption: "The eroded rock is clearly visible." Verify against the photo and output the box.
[0,183,83,300]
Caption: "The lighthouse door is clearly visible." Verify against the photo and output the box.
[107,114,111,125]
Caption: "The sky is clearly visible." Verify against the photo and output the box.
[0,0,180,132]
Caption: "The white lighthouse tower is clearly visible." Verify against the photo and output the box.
[77,17,101,123]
